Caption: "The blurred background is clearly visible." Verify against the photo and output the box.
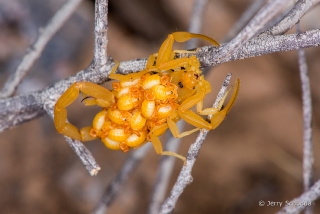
[1,0,320,213]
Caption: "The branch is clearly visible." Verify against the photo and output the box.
[224,0,267,42]
[266,0,320,36]
[92,144,151,214]
[40,61,118,174]
[160,74,232,214]
[147,122,184,214]
[0,58,117,129]
[0,0,83,98]
[117,29,320,70]
[196,29,320,67]
[185,0,208,49]
[0,61,117,176]
[44,104,100,176]
[65,137,101,176]
[258,0,298,34]
[2,29,320,133]
[0,94,45,130]
[148,1,209,212]
[297,24,314,214]
[276,179,320,214]
[93,0,109,67]
[0,0,114,175]
[221,0,288,60]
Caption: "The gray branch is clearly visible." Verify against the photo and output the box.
[221,0,288,60]
[147,0,209,212]
[1,0,320,210]
[277,180,320,214]
[0,61,118,176]
[44,103,101,176]
[0,0,83,98]
[92,144,151,214]
[224,0,268,42]
[197,29,320,67]
[297,24,314,214]
[160,74,232,214]
[185,0,208,49]
[65,137,101,176]
[0,94,45,129]
[258,0,299,35]
[0,0,114,175]
[2,29,320,133]
[267,0,320,36]
[147,122,184,214]
[0,58,116,130]
[93,0,109,68]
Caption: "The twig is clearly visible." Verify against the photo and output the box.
[276,179,320,214]
[44,104,100,176]
[147,121,184,214]
[46,0,109,175]
[197,29,320,67]
[185,0,208,49]
[160,74,232,214]
[0,0,83,98]
[0,63,115,176]
[221,0,288,60]
[224,0,267,42]
[258,0,298,35]
[39,60,117,175]
[266,0,320,36]
[0,57,117,130]
[0,93,45,130]
[148,1,209,212]
[65,137,101,176]
[2,29,320,133]
[297,23,314,214]
[93,0,109,68]
[92,144,151,214]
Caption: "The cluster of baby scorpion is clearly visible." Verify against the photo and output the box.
[89,72,180,153]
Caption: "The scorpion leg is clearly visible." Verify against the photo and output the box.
[167,111,200,138]
[177,79,240,130]
[149,123,186,164]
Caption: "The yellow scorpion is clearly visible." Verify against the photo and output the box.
[54,32,240,164]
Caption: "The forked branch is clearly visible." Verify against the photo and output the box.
[2,29,320,133]
[0,0,83,98]
[160,74,232,214]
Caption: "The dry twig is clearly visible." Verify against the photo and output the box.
[160,74,232,214]
[297,23,314,214]
[185,0,208,49]
[224,0,267,42]
[267,0,320,36]
[197,29,320,67]
[1,0,320,212]
[147,0,210,212]
[93,0,109,68]
[2,29,320,132]
[277,180,320,214]
[1,0,320,178]
[0,0,83,98]
[221,0,288,60]
[92,144,151,214]
[147,121,184,214]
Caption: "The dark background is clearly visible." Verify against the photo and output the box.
[1,0,320,213]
